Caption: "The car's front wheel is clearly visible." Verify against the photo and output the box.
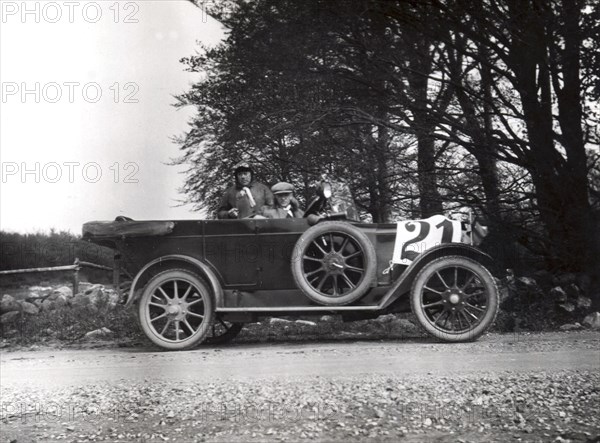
[410,256,498,342]
[138,269,215,350]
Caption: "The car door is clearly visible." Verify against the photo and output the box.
[202,219,260,287]
[254,218,309,289]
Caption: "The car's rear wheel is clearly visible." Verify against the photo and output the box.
[410,256,498,342]
[138,269,215,350]
[291,221,376,305]
[203,318,244,345]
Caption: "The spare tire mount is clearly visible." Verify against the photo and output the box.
[291,221,376,305]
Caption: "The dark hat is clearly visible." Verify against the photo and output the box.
[271,182,294,195]
[233,161,252,173]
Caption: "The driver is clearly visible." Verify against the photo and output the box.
[217,162,274,219]
[262,182,304,218]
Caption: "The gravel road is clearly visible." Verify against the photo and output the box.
[1,331,599,442]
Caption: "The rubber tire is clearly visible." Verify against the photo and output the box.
[410,256,498,342]
[203,321,244,345]
[138,269,215,351]
[291,221,377,305]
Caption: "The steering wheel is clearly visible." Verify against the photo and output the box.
[303,195,324,217]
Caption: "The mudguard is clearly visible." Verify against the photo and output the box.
[125,254,224,308]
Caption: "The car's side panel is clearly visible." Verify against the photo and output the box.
[92,219,492,313]
[202,219,261,287]
[111,218,309,293]
[357,223,398,285]
[254,218,310,290]
[201,218,311,289]
[116,221,205,277]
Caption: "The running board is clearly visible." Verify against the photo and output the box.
[216,305,381,312]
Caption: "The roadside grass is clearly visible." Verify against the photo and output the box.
[1,278,577,349]
[1,296,571,349]
[0,303,426,349]
[232,313,425,344]
[0,302,143,346]
[0,279,426,348]
[492,302,578,333]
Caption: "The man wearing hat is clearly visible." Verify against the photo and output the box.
[262,182,304,219]
[217,161,274,219]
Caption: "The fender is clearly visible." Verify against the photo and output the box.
[379,243,494,309]
[125,254,224,308]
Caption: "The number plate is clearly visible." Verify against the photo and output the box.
[391,215,462,265]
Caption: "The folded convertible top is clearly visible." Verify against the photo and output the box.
[82,220,175,238]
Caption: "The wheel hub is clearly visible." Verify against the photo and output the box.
[323,253,345,274]
[167,305,180,315]
[166,301,190,320]
[442,289,465,308]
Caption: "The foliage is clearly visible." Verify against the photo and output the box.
[0,230,113,271]
[179,0,600,297]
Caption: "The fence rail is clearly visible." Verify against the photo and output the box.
[0,265,78,275]
[77,261,113,271]
[0,258,116,295]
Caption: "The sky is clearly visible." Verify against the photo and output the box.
[0,0,226,233]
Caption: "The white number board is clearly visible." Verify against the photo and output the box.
[392,215,462,265]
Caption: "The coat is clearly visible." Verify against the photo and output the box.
[262,204,304,219]
[217,182,274,219]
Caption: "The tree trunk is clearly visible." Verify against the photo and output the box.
[408,46,444,218]
[374,124,393,222]
[416,131,443,218]
[506,0,599,300]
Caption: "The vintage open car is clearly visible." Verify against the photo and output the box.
[83,182,499,350]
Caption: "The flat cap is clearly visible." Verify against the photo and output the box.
[271,182,294,195]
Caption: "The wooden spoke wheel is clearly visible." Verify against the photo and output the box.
[411,256,498,342]
[138,269,215,350]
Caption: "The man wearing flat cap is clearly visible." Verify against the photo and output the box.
[262,182,304,219]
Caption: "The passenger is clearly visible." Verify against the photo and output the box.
[217,161,274,219]
[262,182,304,219]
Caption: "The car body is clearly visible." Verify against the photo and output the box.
[83,188,499,350]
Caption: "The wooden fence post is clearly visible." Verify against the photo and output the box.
[73,258,80,295]
[113,253,121,293]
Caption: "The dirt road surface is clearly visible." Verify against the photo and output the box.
[1,331,599,442]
